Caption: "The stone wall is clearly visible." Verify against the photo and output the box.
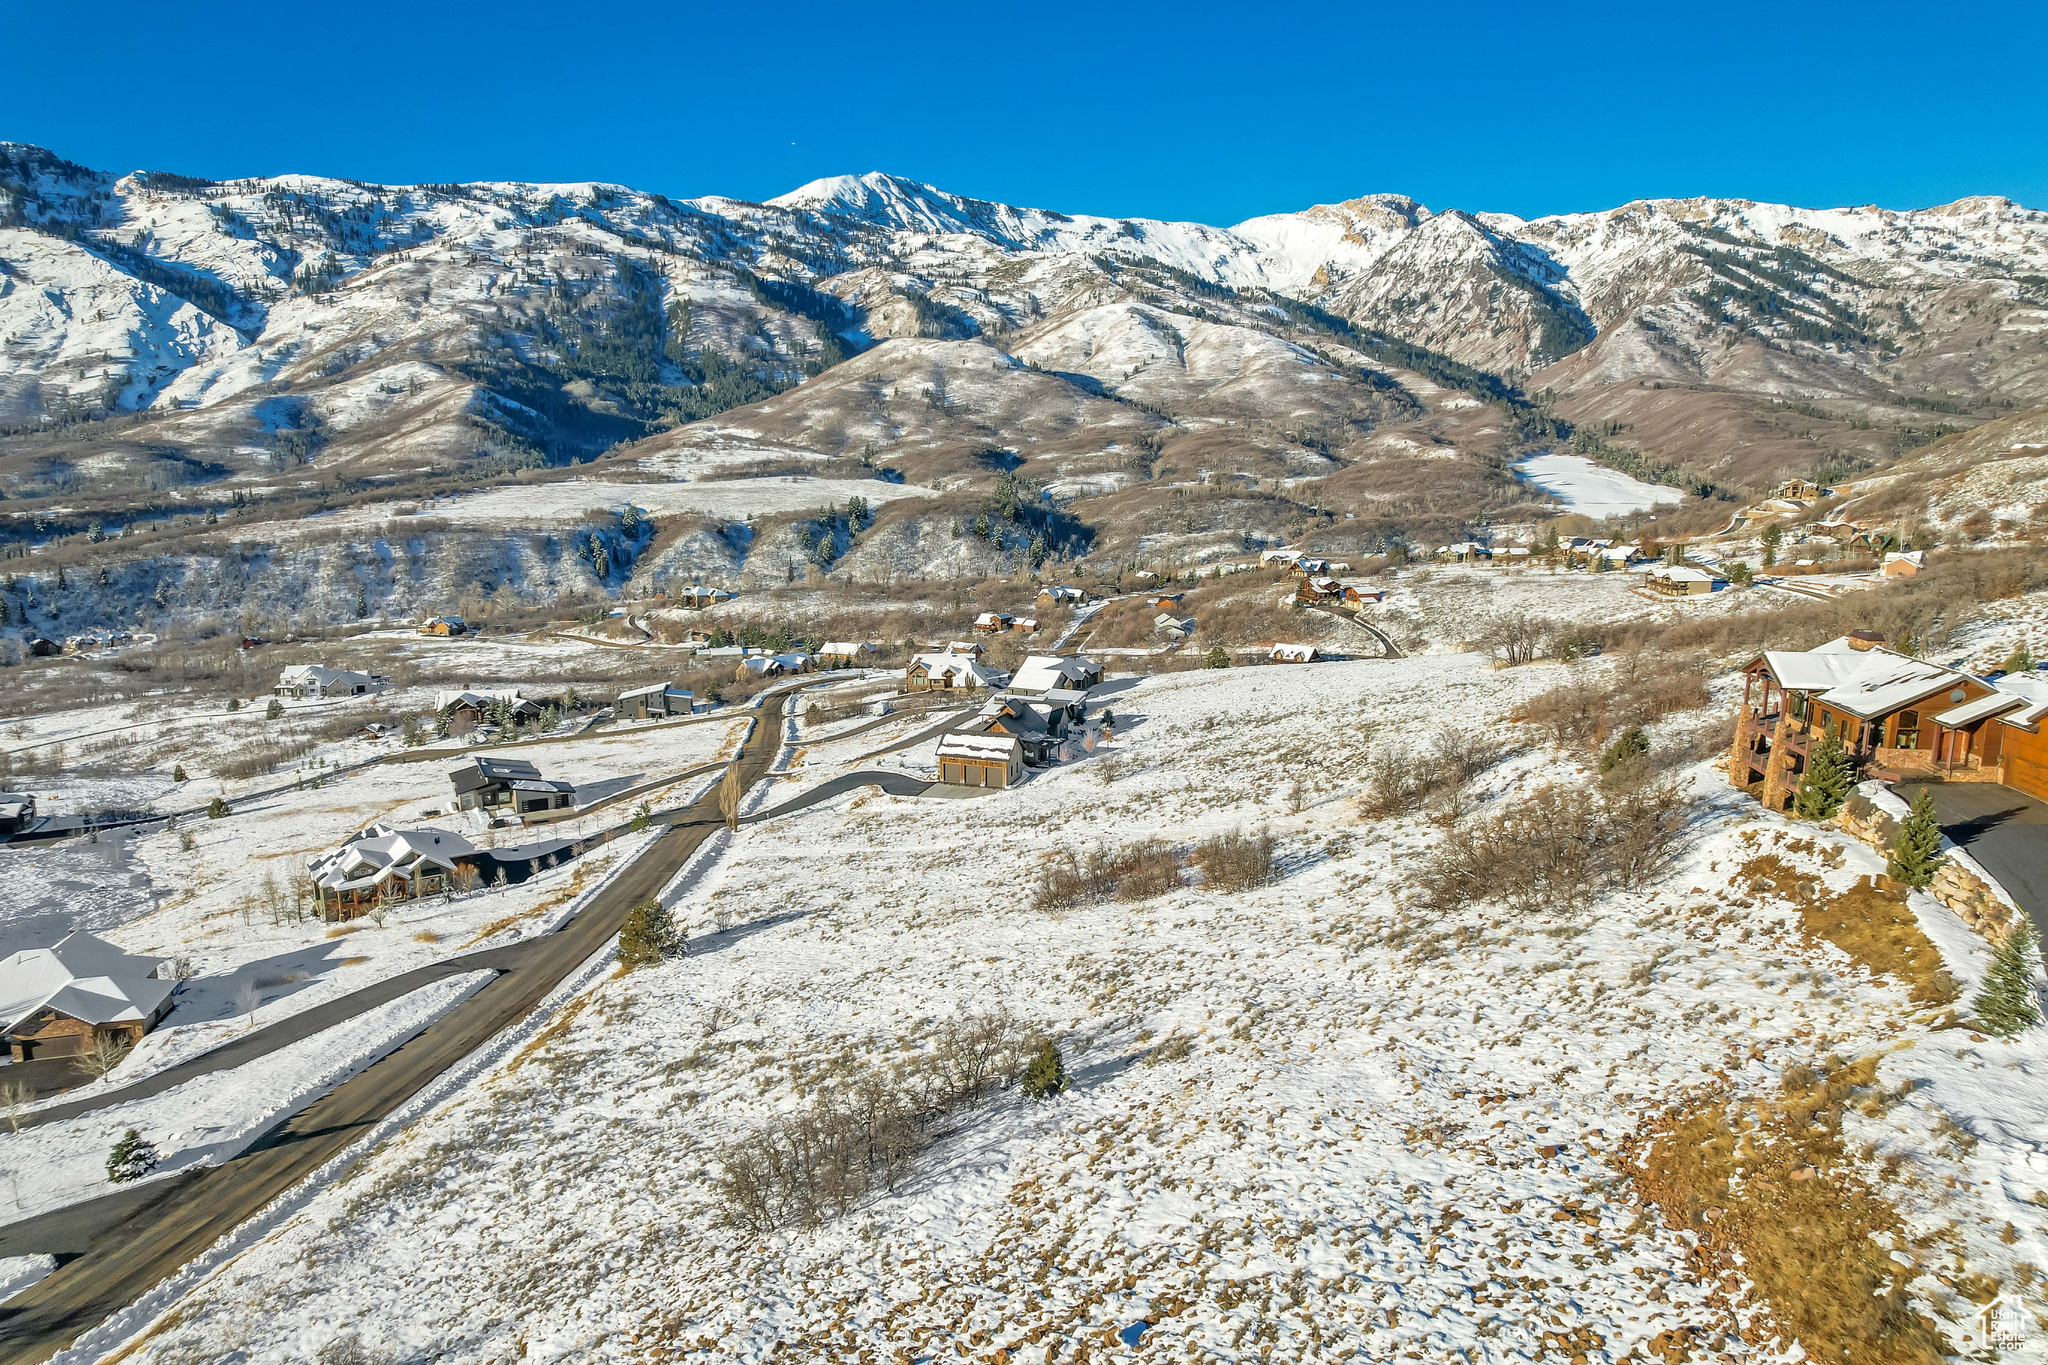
[1835,784,2018,941]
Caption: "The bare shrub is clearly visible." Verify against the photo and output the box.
[1521,680,1611,746]
[1420,781,1699,913]
[711,1012,1031,1232]
[1361,727,1508,819]
[1191,829,1277,891]
[1031,841,1182,911]
[1478,613,1555,666]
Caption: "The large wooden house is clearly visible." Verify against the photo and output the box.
[905,648,1003,692]
[1730,633,2048,808]
[309,824,483,920]
[0,932,176,1060]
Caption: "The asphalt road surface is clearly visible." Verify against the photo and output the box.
[0,685,810,1365]
[1896,780,2048,942]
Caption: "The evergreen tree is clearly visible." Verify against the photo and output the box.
[1599,726,1650,774]
[355,584,368,617]
[1974,921,2042,1036]
[1205,645,1230,669]
[1886,787,1945,889]
[617,900,683,969]
[1726,561,1753,587]
[172,765,187,782]
[107,1129,159,1183]
[1794,731,1853,821]
[207,797,228,820]
[2004,641,2036,674]
[1022,1038,1068,1100]
[265,698,283,721]
[1761,523,1782,568]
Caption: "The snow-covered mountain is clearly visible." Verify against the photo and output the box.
[4,140,2047,626]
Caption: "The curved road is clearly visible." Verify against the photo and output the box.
[0,679,821,1365]
[1300,603,1404,658]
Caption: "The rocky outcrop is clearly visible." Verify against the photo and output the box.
[1836,784,2019,941]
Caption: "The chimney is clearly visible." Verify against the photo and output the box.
[1847,630,1885,652]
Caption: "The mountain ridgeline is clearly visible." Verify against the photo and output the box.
[3,145,2047,626]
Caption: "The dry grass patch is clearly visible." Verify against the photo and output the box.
[324,924,362,939]
[1623,1056,1944,1365]
[1737,853,1958,1004]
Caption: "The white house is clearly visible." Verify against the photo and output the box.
[1009,654,1103,695]
[276,664,387,700]
[0,931,177,1060]
[1270,643,1320,663]
[816,641,876,666]
[309,824,481,919]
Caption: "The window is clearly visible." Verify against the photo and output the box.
[1789,692,1809,722]
[1894,711,1920,749]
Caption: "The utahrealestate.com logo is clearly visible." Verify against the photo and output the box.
[1976,1294,2041,1356]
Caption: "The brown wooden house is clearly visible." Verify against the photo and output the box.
[0,932,176,1060]
[1730,633,2048,808]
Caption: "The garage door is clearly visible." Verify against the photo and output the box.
[2004,727,2048,803]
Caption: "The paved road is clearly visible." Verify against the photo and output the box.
[1896,781,2048,942]
[744,771,934,823]
[0,682,814,1365]
[1300,603,1403,658]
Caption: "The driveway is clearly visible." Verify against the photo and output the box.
[1895,781,2048,942]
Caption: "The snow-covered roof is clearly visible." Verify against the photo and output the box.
[818,641,873,654]
[1885,551,1927,568]
[0,931,175,1035]
[309,823,480,893]
[1933,692,2026,727]
[278,664,380,687]
[1647,565,1716,583]
[913,653,1003,687]
[1756,639,1988,719]
[1271,643,1318,662]
[617,682,691,701]
[974,612,1012,627]
[1988,674,2048,730]
[937,731,1023,762]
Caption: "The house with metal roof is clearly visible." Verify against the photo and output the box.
[447,756,576,816]
[1730,634,2048,807]
[0,932,176,1061]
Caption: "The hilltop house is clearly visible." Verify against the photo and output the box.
[0,931,176,1060]
[1009,654,1102,695]
[616,682,694,720]
[275,664,388,700]
[309,824,482,919]
[1037,585,1086,608]
[1883,551,1927,578]
[448,756,576,816]
[674,585,734,609]
[905,647,1004,692]
[1730,633,2048,807]
[1643,564,1723,596]
[816,641,876,667]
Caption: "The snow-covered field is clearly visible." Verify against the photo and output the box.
[0,972,491,1223]
[0,705,742,1079]
[1513,452,1685,517]
[97,652,2048,1364]
[282,476,942,540]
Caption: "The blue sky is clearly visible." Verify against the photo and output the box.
[5,0,2044,224]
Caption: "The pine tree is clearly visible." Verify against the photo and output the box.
[106,1129,159,1183]
[1022,1039,1068,1100]
[2004,641,2036,674]
[1794,732,1853,821]
[1886,787,1945,889]
[1974,922,2042,1037]
[617,900,682,969]
[207,797,228,820]
[1206,645,1230,669]
[265,698,283,721]
[1761,523,1782,568]
[1599,726,1650,774]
